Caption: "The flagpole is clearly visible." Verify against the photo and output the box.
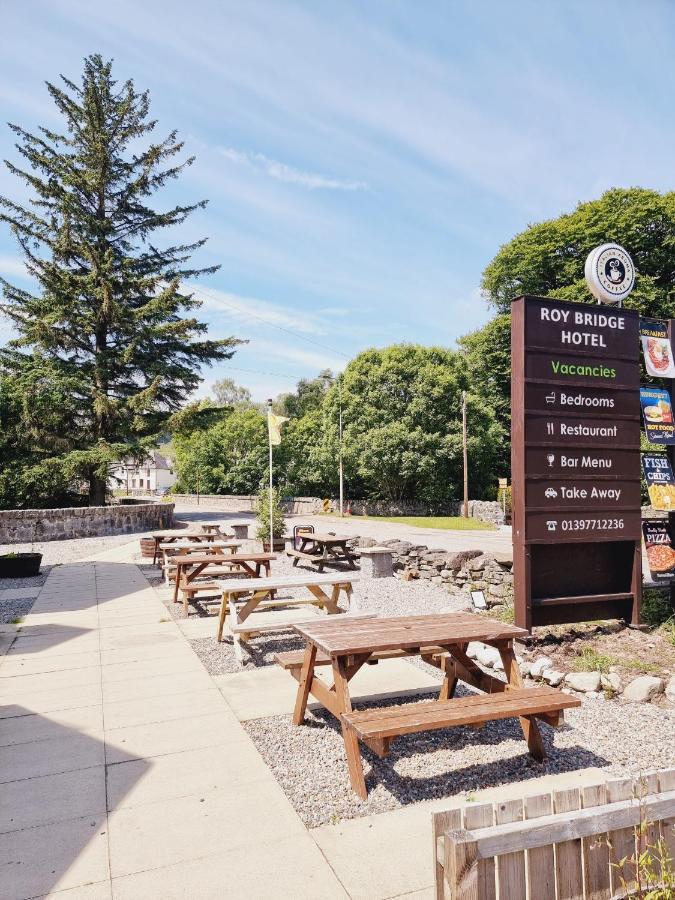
[267,398,273,548]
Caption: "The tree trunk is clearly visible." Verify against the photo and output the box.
[89,472,107,507]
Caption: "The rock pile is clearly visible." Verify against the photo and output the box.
[353,537,514,607]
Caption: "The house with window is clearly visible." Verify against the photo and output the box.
[109,450,177,495]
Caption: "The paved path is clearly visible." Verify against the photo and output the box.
[0,543,346,899]
[172,502,513,555]
[1,533,603,899]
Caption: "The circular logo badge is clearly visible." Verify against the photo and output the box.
[584,243,635,304]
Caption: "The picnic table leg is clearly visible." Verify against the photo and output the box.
[332,657,367,800]
[438,655,458,701]
[229,602,244,663]
[342,544,358,570]
[217,590,230,642]
[498,644,545,761]
[292,642,317,725]
[172,563,182,604]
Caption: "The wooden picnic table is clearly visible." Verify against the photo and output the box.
[287,531,357,572]
[216,573,358,661]
[172,552,276,614]
[199,523,225,534]
[159,541,242,584]
[149,530,223,564]
[285,612,581,799]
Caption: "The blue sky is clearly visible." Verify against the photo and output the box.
[1,0,674,400]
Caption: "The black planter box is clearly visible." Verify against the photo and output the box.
[0,552,43,578]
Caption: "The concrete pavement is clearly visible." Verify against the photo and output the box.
[1,532,604,899]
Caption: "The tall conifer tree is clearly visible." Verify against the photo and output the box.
[0,54,237,504]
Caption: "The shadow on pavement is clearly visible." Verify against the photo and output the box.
[0,704,148,899]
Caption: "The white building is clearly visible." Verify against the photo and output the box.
[109,450,177,495]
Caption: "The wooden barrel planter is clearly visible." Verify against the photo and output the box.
[262,539,286,552]
[139,537,156,558]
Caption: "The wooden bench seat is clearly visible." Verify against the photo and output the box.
[275,645,449,672]
[276,649,333,669]
[286,547,322,563]
[342,686,580,742]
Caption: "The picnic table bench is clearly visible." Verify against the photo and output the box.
[149,529,226,565]
[285,612,581,799]
[171,552,276,614]
[159,540,242,583]
[217,573,358,663]
[286,531,357,572]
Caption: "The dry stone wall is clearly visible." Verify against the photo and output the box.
[0,502,174,544]
[354,536,513,607]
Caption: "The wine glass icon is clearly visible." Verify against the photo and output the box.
[547,453,555,468]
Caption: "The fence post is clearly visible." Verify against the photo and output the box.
[445,829,479,900]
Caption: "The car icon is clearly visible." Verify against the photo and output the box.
[544,488,558,499]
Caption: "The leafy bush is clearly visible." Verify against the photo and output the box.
[255,487,286,543]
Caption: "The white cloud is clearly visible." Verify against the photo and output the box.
[219,147,369,192]
[248,337,346,373]
[0,255,29,280]
[190,283,329,336]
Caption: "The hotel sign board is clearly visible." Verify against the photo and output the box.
[511,295,641,630]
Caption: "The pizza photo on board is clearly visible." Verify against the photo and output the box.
[639,318,675,378]
[642,520,675,582]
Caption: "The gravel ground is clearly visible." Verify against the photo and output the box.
[152,550,470,672]
[244,686,675,827]
[0,532,140,566]
[140,537,675,827]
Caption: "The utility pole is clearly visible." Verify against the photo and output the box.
[323,373,344,516]
[462,391,468,519]
[338,376,344,517]
[267,398,274,546]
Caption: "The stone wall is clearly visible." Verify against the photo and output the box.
[355,536,513,608]
[0,502,174,544]
[170,494,321,514]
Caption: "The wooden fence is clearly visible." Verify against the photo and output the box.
[433,769,675,899]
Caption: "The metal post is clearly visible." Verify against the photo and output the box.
[338,377,344,517]
[196,468,200,506]
[462,390,468,519]
[267,398,274,548]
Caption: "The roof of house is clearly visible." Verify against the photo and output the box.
[115,450,173,471]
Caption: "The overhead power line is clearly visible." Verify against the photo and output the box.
[209,294,351,360]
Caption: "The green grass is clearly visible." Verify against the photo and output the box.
[572,646,661,675]
[572,647,615,674]
[480,602,515,624]
[345,515,495,531]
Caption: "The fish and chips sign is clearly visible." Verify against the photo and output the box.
[511,244,642,630]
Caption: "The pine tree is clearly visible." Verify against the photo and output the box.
[0,54,238,505]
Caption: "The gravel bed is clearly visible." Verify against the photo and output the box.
[0,532,140,566]
[158,551,470,673]
[244,684,675,827]
[189,633,306,675]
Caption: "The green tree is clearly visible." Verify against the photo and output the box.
[464,187,675,473]
[321,345,500,505]
[212,377,253,409]
[482,187,674,316]
[173,407,267,494]
[0,54,238,505]
[276,369,333,418]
